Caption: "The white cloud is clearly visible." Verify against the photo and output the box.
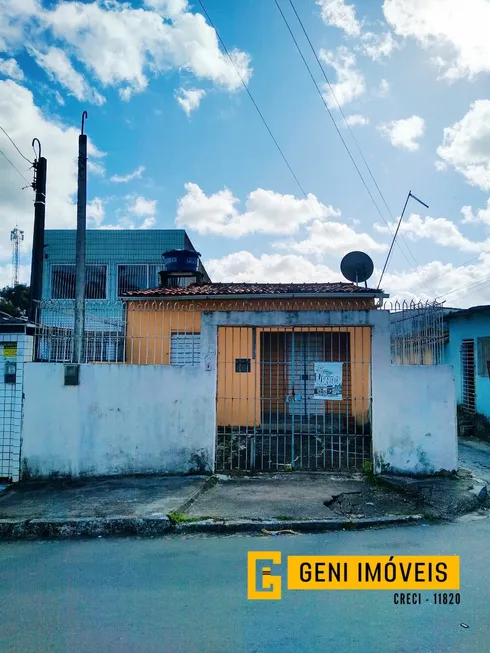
[274,218,387,257]
[87,197,105,227]
[360,31,398,61]
[378,115,425,151]
[206,247,490,309]
[461,199,490,225]
[1,0,252,101]
[383,0,490,80]
[206,251,339,283]
[319,47,366,108]
[377,78,390,97]
[345,114,369,126]
[144,0,188,18]
[87,159,105,177]
[176,87,206,116]
[0,57,24,80]
[99,215,156,230]
[374,212,490,253]
[316,0,361,37]
[0,79,104,263]
[436,100,490,191]
[175,183,340,237]
[29,46,105,105]
[110,165,145,184]
[434,160,447,172]
[0,263,30,289]
[381,254,490,307]
[128,196,157,218]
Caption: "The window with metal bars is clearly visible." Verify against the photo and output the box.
[38,331,124,363]
[477,337,490,377]
[117,265,148,296]
[51,265,107,299]
[170,334,201,367]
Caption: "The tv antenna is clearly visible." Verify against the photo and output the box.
[377,190,429,290]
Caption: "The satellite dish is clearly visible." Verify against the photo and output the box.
[341,251,374,286]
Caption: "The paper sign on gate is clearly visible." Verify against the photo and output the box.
[313,362,343,401]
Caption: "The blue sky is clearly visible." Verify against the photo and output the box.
[1,0,490,307]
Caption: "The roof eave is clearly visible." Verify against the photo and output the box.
[122,291,388,301]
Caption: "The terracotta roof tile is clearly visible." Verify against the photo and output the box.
[123,282,383,298]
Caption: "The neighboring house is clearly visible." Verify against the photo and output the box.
[389,302,457,365]
[445,305,490,435]
[0,312,34,481]
[38,229,210,362]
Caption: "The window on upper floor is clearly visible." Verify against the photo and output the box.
[477,337,490,377]
[118,264,166,296]
[117,265,148,296]
[51,265,107,299]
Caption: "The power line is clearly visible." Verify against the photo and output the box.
[196,0,344,252]
[436,271,490,304]
[284,0,427,273]
[276,0,438,296]
[0,148,31,184]
[0,125,33,165]
[196,0,310,202]
[423,254,482,288]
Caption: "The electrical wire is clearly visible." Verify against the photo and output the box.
[423,254,482,288]
[436,271,490,304]
[276,0,438,296]
[0,125,33,165]
[197,0,309,201]
[0,148,31,184]
[196,0,346,252]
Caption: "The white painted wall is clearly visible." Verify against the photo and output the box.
[373,365,458,475]
[22,363,216,478]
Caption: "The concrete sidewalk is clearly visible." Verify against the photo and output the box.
[0,472,420,540]
[0,467,487,540]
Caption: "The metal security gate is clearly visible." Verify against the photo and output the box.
[215,326,372,472]
[461,339,476,413]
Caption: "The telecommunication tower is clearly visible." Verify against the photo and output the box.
[10,226,24,286]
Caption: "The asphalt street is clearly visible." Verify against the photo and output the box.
[1,516,489,653]
[459,438,490,486]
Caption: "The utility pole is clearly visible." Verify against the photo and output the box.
[73,111,88,364]
[28,139,47,323]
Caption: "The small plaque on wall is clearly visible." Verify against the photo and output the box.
[235,358,251,373]
[64,364,80,386]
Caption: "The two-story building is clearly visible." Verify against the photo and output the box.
[37,229,210,362]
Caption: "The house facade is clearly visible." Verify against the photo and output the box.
[123,282,378,473]
[445,305,490,435]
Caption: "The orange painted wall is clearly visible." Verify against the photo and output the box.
[125,299,373,427]
[217,326,371,428]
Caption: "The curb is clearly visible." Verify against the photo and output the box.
[173,514,424,535]
[0,514,423,541]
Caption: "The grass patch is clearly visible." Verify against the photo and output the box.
[276,515,294,521]
[168,511,187,524]
[168,512,217,524]
[422,512,439,521]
